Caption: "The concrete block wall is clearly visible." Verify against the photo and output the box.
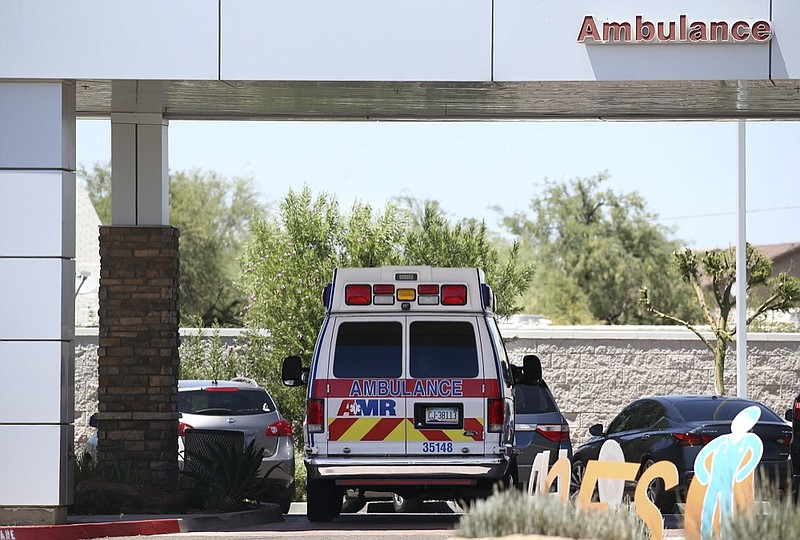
[73,326,800,450]
[506,327,800,445]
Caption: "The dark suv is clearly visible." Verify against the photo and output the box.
[787,391,800,498]
[512,354,572,490]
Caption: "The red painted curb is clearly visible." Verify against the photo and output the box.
[0,518,181,540]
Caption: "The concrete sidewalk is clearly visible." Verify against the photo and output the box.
[0,504,282,540]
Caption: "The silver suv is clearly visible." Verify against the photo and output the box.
[85,378,296,512]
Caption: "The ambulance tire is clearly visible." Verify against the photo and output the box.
[307,479,342,522]
[506,457,520,490]
[496,457,519,491]
[276,496,292,515]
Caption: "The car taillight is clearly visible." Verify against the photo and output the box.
[673,432,717,446]
[779,434,792,446]
[794,401,800,421]
[487,398,505,432]
[178,421,193,437]
[266,419,293,437]
[535,424,571,443]
[307,398,324,433]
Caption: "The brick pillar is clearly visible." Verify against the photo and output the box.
[97,226,180,486]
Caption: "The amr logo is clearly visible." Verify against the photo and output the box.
[337,399,397,417]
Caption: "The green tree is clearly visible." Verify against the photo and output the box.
[498,173,700,325]
[640,244,800,394]
[238,187,534,427]
[79,161,112,224]
[170,169,265,326]
[78,163,266,326]
[401,203,532,318]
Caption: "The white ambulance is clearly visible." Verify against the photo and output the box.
[282,266,516,521]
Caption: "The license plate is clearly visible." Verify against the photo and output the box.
[425,406,459,425]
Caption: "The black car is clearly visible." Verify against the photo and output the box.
[786,391,800,498]
[572,395,792,512]
[512,354,572,490]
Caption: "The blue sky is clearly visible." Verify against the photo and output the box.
[76,119,800,250]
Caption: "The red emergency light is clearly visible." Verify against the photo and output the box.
[441,284,467,305]
[345,284,371,305]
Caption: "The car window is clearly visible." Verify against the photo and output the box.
[625,400,668,431]
[673,399,783,423]
[179,388,275,416]
[333,321,402,378]
[607,403,640,434]
[410,321,479,378]
[514,384,558,415]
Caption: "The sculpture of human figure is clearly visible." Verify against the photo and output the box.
[692,405,763,540]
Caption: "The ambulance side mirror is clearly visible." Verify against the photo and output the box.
[282,356,308,387]
[522,354,543,385]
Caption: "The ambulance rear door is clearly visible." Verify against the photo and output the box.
[325,317,407,456]
[405,316,488,457]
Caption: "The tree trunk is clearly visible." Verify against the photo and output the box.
[714,341,727,395]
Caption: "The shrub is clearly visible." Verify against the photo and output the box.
[181,440,290,512]
[457,489,650,540]
[723,488,799,540]
[74,454,160,488]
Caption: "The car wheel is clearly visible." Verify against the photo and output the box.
[392,493,423,513]
[276,496,292,514]
[570,459,585,500]
[306,479,342,522]
[641,459,675,513]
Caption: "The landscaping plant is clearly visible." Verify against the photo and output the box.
[458,488,650,540]
[181,440,290,512]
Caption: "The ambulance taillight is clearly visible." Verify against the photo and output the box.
[307,399,325,433]
[487,398,505,432]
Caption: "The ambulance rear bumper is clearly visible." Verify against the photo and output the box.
[305,455,510,481]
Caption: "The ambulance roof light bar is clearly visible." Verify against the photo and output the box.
[332,276,493,311]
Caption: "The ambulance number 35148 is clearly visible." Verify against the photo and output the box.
[422,442,453,453]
